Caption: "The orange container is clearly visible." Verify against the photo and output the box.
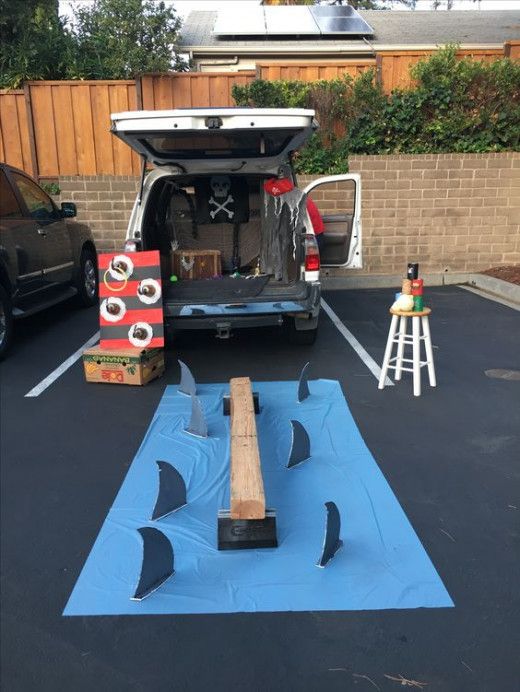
[402,279,412,295]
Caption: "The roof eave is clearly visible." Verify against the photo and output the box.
[183,43,505,55]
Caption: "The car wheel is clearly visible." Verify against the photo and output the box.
[285,317,318,346]
[76,249,98,307]
[0,284,13,360]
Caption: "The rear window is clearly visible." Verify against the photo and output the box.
[141,130,299,160]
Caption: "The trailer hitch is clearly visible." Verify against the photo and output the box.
[215,322,232,339]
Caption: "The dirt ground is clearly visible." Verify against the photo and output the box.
[481,265,520,285]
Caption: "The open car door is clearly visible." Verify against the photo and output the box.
[303,174,362,269]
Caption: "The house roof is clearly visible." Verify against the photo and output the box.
[180,10,520,53]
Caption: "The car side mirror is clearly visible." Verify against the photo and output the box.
[61,202,77,218]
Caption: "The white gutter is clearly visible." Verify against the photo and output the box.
[183,43,504,55]
[197,56,240,69]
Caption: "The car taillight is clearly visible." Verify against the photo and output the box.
[304,234,320,272]
[124,239,140,252]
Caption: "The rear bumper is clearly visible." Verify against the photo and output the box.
[164,281,321,331]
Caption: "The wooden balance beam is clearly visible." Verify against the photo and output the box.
[217,377,277,550]
[229,377,266,520]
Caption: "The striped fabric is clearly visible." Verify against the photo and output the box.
[98,251,164,349]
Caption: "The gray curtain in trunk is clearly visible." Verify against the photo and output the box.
[261,189,307,282]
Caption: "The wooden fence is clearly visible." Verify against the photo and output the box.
[0,90,33,176]
[29,80,141,177]
[139,71,255,109]
[1,42,517,179]
[256,50,503,92]
[257,60,376,81]
[378,48,504,91]
[505,40,520,59]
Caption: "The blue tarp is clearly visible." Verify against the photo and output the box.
[64,380,453,615]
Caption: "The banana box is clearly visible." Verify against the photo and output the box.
[83,346,165,385]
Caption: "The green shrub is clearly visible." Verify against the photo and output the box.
[233,79,309,109]
[0,0,186,87]
[232,46,520,173]
[41,181,60,196]
[233,75,352,146]
[408,47,520,153]
[292,134,350,175]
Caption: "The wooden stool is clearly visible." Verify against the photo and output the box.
[378,307,436,397]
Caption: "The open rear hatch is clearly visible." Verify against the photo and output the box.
[112,109,325,322]
[111,109,317,173]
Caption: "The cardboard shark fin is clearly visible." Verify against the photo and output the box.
[131,527,174,601]
[151,461,187,521]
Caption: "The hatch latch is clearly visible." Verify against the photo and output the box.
[205,116,223,129]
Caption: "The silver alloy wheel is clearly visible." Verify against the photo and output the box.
[84,258,97,299]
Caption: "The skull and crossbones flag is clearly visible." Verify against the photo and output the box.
[195,176,249,225]
[98,251,164,349]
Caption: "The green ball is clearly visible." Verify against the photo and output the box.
[170,274,178,283]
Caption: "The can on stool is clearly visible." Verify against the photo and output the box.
[413,295,424,312]
[402,279,412,295]
[412,279,424,296]
[407,263,419,280]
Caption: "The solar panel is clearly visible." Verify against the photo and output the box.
[212,5,374,38]
[311,5,374,35]
[315,16,374,36]
[264,6,320,36]
[213,7,266,37]
[311,5,361,18]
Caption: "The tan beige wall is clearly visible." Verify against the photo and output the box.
[58,152,520,273]
[299,152,520,275]
[57,176,139,253]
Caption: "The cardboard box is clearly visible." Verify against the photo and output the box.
[172,250,221,280]
[83,346,165,385]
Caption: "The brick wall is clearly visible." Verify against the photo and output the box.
[57,176,139,253]
[300,152,520,275]
[57,152,519,274]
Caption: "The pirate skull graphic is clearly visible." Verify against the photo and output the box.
[209,175,234,220]
[210,175,231,198]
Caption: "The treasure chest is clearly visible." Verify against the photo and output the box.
[172,250,222,280]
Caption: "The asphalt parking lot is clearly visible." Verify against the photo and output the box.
[1,286,519,692]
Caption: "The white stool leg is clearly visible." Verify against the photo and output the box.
[378,314,398,389]
[421,316,437,387]
[412,316,421,396]
[394,316,407,381]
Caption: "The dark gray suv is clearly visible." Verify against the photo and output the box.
[0,163,98,358]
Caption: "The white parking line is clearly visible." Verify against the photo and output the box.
[321,298,394,386]
[458,285,520,312]
[25,331,100,398]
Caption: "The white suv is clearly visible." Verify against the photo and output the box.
[111,108,361,344]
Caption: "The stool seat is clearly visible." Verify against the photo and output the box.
[379,306,436,396]
[390,307,431,317]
